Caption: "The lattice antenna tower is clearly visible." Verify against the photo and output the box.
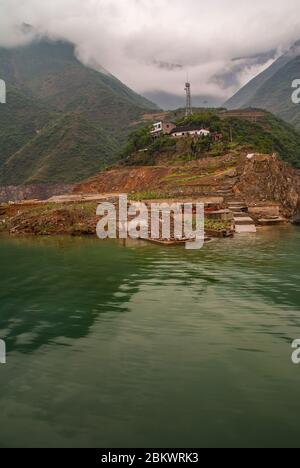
[185,76,193,117]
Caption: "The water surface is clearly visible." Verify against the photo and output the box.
[0,227,300,447]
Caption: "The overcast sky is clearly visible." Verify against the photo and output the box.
[1,0,300,104]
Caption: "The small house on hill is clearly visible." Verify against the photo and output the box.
[171,125,211,138]
[151,121,176,138]
[212,132,223,142]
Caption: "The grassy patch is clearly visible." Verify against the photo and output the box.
[128,191,173,201]
[204,219,232,231]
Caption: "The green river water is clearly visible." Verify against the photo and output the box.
[0,226,300,448]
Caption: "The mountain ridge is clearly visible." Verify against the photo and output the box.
[0,40,158,185]
[225,43,300,131]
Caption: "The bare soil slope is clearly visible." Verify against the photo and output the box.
[75,153,300,217]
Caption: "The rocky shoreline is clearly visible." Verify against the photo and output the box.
[0,153,299,241]
[0,195,294,242]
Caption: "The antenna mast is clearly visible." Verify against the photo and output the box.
[185,80,193,117]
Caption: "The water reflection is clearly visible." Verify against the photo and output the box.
[0,227,300,447]
[0,237,141,353]
[1,227,300,356]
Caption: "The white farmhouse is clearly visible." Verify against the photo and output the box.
[171,125,211,138]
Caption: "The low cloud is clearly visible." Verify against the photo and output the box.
[0,0,300,103]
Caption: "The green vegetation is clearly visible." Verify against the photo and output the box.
[204,219,231,231]
[188,218,231,233]
[0,40,157,186]
[120,126,153,160]
[0,86,55,167]
[121,110,300,168]
[2,39,300,187]
[226,114,300,167]
[120,127,177,163]
[128,191,173,201]
[176,111,222,131]
[225,51,300,132]
[161,173,206,185]
[0,113,119,185]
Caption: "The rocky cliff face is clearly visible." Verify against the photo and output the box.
[0,184,74,203]
[74,153,300,219]
[234,154,300,217]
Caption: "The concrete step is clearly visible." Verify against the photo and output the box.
[233,212,257,233]
[257,217,286,226]
[235,224,257,233]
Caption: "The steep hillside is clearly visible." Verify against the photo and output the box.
[0,40,158,185]
[74,110,300,218]
[225,54,292,109]
[225,43,300,131]
[74,153,300,218]
[224,111,300,167]
[234,56,300,130]
[0,86,55,166]
[0,113,119,185]
[119,110,300,168]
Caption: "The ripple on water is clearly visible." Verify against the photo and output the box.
[0,228,300,447]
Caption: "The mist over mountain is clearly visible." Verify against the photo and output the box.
[1,1,300,104]
[225,42,300,130]
[0,40,157,185]
[143,91,222,110]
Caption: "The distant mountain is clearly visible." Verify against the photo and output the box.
[225,42,300,131]
[144,90,222,110]
[0,40,158,185]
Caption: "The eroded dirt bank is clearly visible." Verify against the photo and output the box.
[0,201,99,236]
[1,153,299,237]
[75,153,300,218]
[234,154,300,217]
